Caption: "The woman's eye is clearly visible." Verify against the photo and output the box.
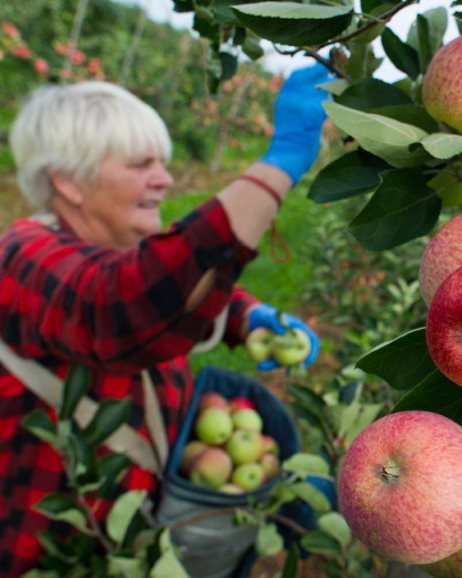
[130,158,154,168]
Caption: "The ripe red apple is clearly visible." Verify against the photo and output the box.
[195,407,233,445]
[180,440,207,476]
[245,327,273,362]
[189,447,232,488]
[426,266,462,386]
[232,408,263,432]
[261,434,279,456]
[423,37,462,133]
[338,411,462,565]
[198,392,229,412]
[418,215,462,305]
[231,462,265,491]
[229,396,256,413]
[226,429,263,465]
[260,453,280,480]
[272,328,311,366]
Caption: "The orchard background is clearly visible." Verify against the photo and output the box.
[1,1,462,577]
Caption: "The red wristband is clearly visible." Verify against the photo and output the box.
[238,174,283,209]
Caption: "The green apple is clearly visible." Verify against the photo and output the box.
[226,429,263,465]
[232,462,265,491]
[195,407,233,445]
[260,453,280,480]
[245,327,274,362]
[272,328,311,366]
[232,408,263,432]
[218,483,245,495]
[179,440,207,476]
[189,447,232,488]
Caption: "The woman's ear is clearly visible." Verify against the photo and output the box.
[50,172,85,206]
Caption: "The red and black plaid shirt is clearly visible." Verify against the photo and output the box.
[0,197,258,577]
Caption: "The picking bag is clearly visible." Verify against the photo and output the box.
[155,366,301,578]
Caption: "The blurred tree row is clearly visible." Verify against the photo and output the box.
[0,0,278,165]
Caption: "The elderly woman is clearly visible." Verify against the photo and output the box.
[0,64,328,576]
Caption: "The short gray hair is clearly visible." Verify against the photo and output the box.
[9,81,172,208]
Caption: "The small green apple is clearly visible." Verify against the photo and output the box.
[189,447,232,488]
[195,407,233,445]
[218,483,245,495]
[232,462,265,491]
[232,408,263,432]
[272,328,311,366]
[245,327,274,362]
[226,429,263,465]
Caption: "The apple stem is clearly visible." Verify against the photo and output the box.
[379,461,400,484]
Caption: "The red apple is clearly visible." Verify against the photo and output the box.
[261,435,279,456]
[426,266,462,386]
[338,411,462,565]
[179,440,207,476]
[189,447,232,488]
[226,429,263,465]
[229,396,256,413]
[260,453,280,480]
[423,37,462,133]
[198,392,229,412]
[272,328,311,366]
[232,462,265,491]
[418,215,462,306]
[232,408,263,432]
[245,327,274,362]
[195,407,233,445]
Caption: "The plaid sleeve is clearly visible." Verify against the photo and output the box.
[223,286,260,348]
[0,198,257,372]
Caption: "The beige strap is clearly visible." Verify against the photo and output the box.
[191,306,229,354]
[141,370,169,470]
[0,338,163,475]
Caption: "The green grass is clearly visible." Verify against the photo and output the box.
[161,179,326,375]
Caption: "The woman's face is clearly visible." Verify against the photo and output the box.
[74,152,174,249]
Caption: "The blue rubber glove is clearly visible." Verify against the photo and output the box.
[248,303,320,371]
[261,62,330,185]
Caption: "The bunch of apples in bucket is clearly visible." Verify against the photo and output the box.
[180,392,280,493]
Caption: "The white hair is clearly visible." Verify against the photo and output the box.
[9,81,172,208]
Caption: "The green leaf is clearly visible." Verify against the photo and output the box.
[290,481,332,514]
[231,2,354,46]
[282,453,329,477]
[415,8,448,72]
[106,489,147,545]
[107,556,144,578]
[348,168,441,250]
[300,530,342,556]
[34,493,88,533]
[286,382,326,415]
[336,79,412,111]
[318,512,352,547]
[21,409,59,447]
[82,398,131,445]
[370,104,438,133]
[97,453,131,497]
[149,549,189,578]
[281,544,300,578]
[344,404,383,448]
[59,364,91,421]
[19,572,59,578]
[393,373,462,425]
[419,133,462,159]
[323,102,430,168]
[256,523,284,557]
[309,149,388,203]
[356,328,437,390]
[381,27,420,79]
